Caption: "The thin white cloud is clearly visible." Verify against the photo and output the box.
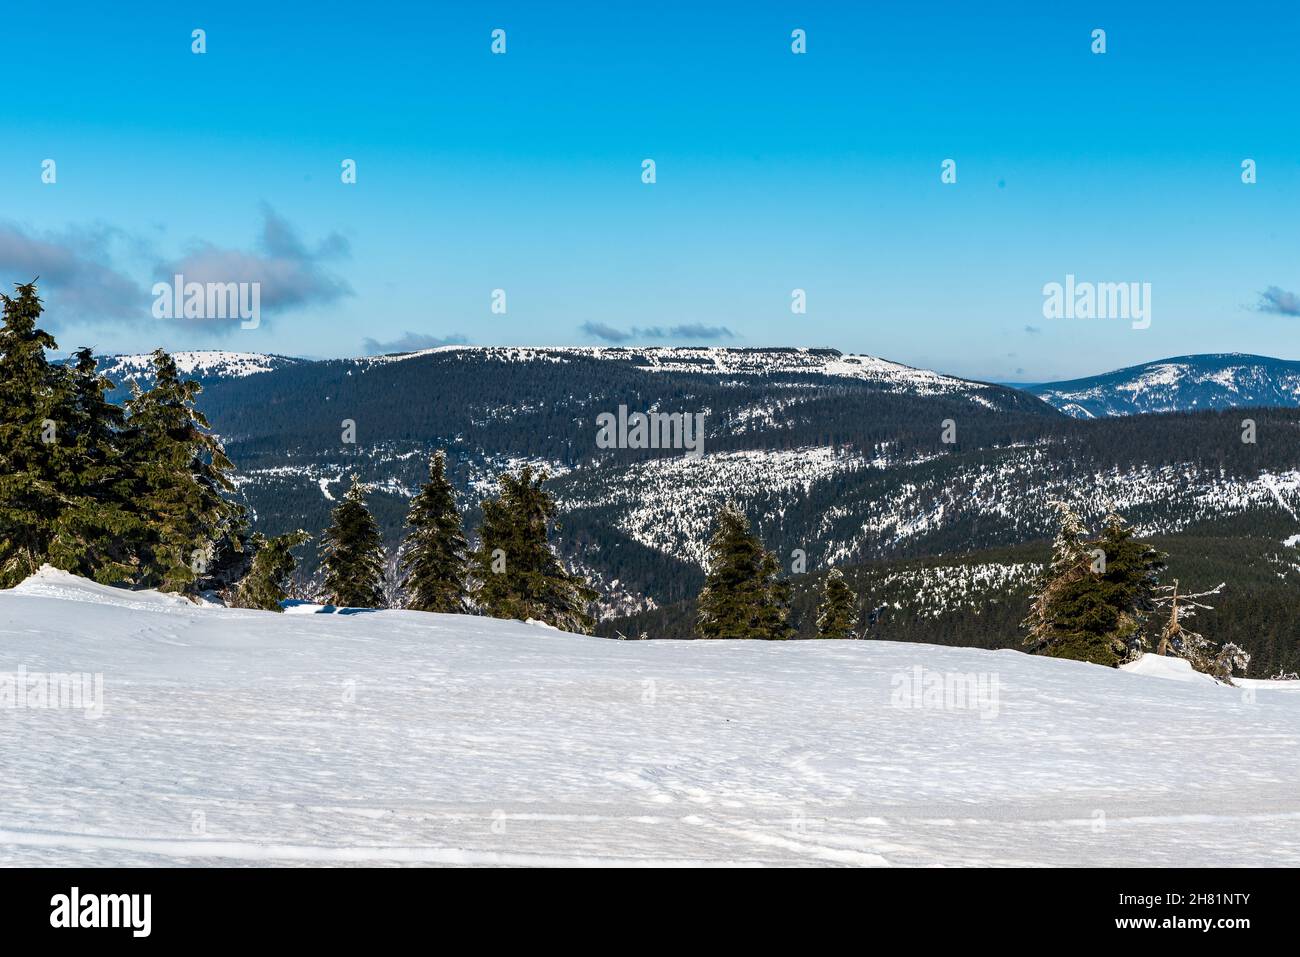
[157,205,353,318]
[0,222,147,323]
[362,331,468,354]
[580,322,736,343]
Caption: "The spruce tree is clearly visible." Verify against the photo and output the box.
[320,475,386,608]
[695,506,791,639]
[1092,508,1164,657]
[1023,502,1163,667]
[816,567,858,639]
[47,348,146,584]
[235,530,310,611]
[0,282,65,586]
[123,349,246,592]
[757,550,795,640]
[470,465,595,633]
[399,451,469,612]
[1024,501,1090,654]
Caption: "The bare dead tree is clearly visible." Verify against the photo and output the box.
[1150,579,1248,683]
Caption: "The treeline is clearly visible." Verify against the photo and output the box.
[721,497,1251,679]
[676,505,866,641]
[0,283,599,632]
[0,283,245,591]
[607,511,1291,679]
[297,457,596,634]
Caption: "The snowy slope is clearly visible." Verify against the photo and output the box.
[88,351,304,386]
[3,568,1299,867]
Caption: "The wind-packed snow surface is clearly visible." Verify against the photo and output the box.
[3,568,1299,867]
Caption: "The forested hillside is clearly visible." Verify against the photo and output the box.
[72,347,1300,631]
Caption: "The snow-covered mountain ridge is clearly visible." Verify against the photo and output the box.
[91,350,304,383]
[1026,353,1300,418]
[3,567,1298,867]
[86,347,1300,417]
[93,345,1003,400]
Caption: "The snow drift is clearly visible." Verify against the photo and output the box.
[2,567,1299,867]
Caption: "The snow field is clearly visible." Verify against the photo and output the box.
[2,569,1299,867]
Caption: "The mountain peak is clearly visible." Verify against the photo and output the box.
[1029,354,1300,417]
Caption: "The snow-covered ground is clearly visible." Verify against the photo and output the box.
[3,568,1299,867]
[95,350,302,381]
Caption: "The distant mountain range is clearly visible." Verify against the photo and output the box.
[1023,353,1300,418]
[91,347,1300,419]
[91,346,1012,403]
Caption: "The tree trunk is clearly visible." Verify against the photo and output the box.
[1156,582,1179,656]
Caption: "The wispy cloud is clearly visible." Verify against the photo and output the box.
[0,222,147,323]
[157,205,353,321]
[579,321,633,343]
[1,207,353,333]
[580,321,736,343]
[362,331,468,355]
[657,323,735,340]
[1257,286,1300,317]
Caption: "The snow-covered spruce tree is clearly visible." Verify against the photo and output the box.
[234,530,310,611]
[0,282,66,586]
[754,549,794,640]
[123,349,247,593]
[1023,501,1162,667]
[469,465,595,633]
[1023,500,1090,656]
[695,505,792,640]
[816,567,859,639]
[320,475,387,608]
[398,450,469,612]
[1092,507,1165,660]
[46,348,148,585]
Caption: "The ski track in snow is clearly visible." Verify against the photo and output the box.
[3,568,1300,868]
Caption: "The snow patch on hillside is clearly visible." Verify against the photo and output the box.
[560,440,1300,573]
[878,563,1043,618]
[98,351,301,381]
[560,447,873,566]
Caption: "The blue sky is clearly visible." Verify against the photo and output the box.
[1,0,1297,381]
